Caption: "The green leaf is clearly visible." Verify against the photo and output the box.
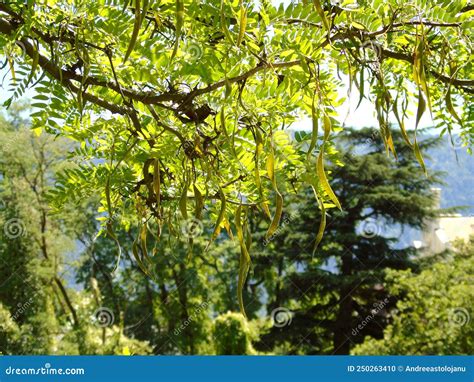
[351,21,366,29]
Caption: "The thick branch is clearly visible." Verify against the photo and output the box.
[54,277,79,327]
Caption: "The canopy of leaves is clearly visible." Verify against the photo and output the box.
[0,0,473,313]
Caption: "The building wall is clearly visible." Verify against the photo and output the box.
[419,188,474,255]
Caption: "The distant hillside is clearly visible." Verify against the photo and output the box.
[289,129,473,214]
[425,135,474,215]
[392,135,473,249]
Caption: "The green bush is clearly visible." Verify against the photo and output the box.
[213,312,255,355]
[352,238,474,355]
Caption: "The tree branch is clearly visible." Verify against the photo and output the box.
[380,48,474,93]
[1,5,472,114]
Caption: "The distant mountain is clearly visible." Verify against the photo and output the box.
[290,129,473,249]
[390,134,473,249]
[290,129,473,214]
[425,135,474,215]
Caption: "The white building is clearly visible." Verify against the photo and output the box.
[415,188,474,255]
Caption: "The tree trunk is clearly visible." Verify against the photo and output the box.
[333,251,353,355]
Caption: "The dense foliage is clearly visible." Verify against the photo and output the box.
[213,312,256,354]
[352,238,474,355]
[1,0,473,313]
[3,107,471,355]
[0,107,152,354]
